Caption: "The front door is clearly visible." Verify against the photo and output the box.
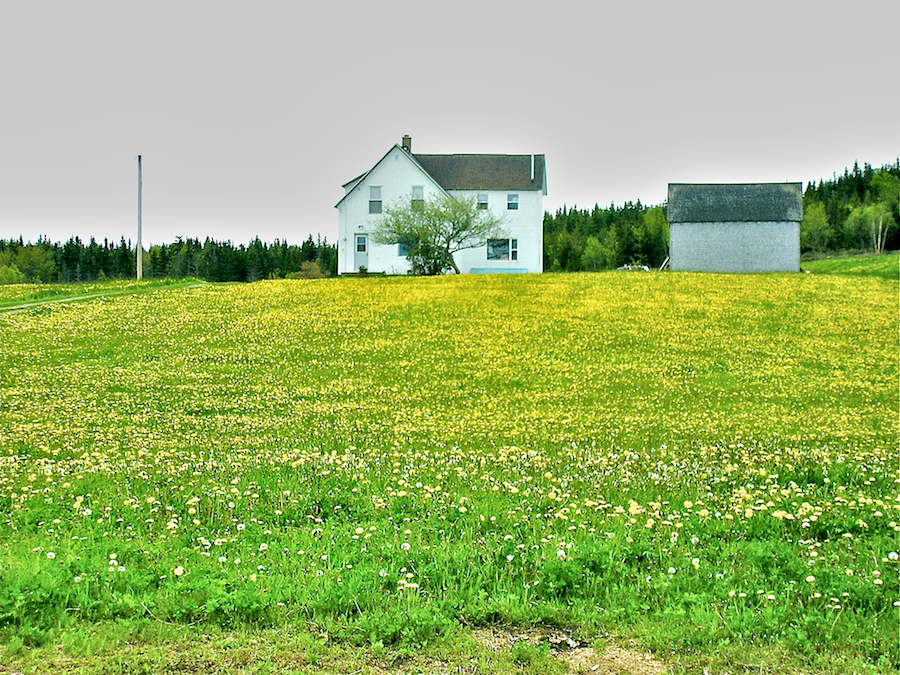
[354,234,369,271]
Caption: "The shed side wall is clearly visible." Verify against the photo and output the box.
[669,221,800,273]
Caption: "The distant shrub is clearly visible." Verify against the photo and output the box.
[287,261,325,279]
[301,261,325,279]
[0,264,26,285]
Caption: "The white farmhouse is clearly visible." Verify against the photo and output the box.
[336,136,546,275]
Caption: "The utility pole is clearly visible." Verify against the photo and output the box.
[136,155,143,280]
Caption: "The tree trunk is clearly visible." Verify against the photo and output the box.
[874,214,885,255]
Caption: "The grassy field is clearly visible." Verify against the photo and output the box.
[0,278,204,311]
[802,252,899,279]
[0,260,897,674]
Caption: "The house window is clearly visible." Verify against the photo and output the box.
[488,239,508,260]
[507,194,518,210]
[369,186,382,214]
[477,194,489,210]
[356,235,367,253]
[411,185,424,209]
[488,238,518,261]
[398,242,410,257]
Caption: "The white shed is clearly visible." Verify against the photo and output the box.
[667,183,802,273]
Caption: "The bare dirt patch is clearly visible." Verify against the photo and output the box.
[472,628,667,675]
[560,646,667,675]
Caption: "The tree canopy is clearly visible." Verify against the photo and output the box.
[802,161,899,254]
[543,202,669,272]
[372,194,504,275]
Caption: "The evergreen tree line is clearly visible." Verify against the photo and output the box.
[543,161,900,272]
[3,161,896,283]
[0,235,338,284]
[543,202,669,272]
[801,161,899,255]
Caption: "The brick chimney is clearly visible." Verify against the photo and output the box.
[401,135,412,153]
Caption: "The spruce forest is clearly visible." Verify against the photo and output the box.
[0,235,338,284]
[1,161,897,283]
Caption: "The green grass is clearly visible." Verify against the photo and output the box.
[0,267,897,674]
[802,251,899,279]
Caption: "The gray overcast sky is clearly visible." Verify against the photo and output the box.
[1,0,897,246]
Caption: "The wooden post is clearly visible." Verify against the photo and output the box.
[136,155,142,280]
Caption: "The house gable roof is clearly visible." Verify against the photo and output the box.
[667,183,803,223]
[412,154,547,194]
[334,145,446,209]
[337,146,548,209]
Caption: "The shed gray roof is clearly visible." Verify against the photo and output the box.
[667,183,803,223]
[413,154,546,193]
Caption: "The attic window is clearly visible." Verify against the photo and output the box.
[411,185,424,209]
[477,194,488,210]
[507,194,518,210]
[369,186,382,214]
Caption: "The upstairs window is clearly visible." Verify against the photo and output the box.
[369,186,382,214]
[507,194,518,210]
[398,242,410,257]
[411,185,424,209]
[477,194,489,210]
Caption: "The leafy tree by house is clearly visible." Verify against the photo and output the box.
[373,194,504,275]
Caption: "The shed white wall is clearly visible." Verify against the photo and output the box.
[669,221,800,273]
[337,148,544,274]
